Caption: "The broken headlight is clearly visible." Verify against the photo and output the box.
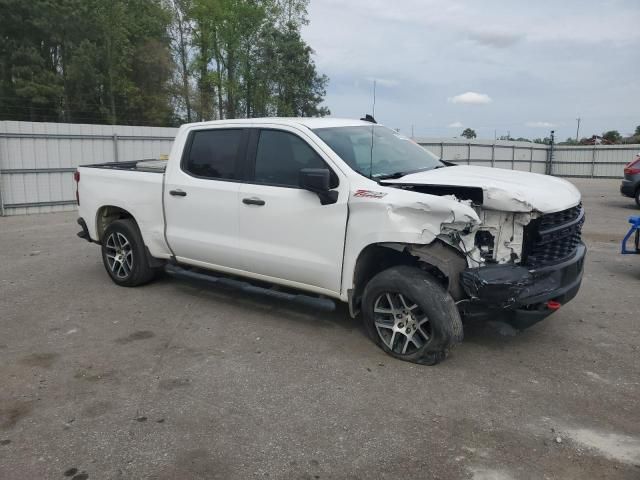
[475,230,495,263]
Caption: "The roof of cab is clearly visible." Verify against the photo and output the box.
[181,117,375,130]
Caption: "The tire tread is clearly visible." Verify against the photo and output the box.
[362,265,463,365]
[101,219,158,287]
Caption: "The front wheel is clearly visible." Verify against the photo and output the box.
[635,188,640,208]
[362,265,463,365]
[101,219,158,287]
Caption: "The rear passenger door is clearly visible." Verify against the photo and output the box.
[164,127,248,270]
[236,127,348,294]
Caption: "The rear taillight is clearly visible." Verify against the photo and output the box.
[624,157,640,175]
[73,170,80,205]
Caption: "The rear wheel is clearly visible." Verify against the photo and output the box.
[635,188,640,208]
[101,219,158,287]
[362,265,463,365]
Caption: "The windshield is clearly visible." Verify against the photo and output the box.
[313,125,443,179]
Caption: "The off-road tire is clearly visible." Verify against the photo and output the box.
[101,219,159,287]
[362,265,463,365]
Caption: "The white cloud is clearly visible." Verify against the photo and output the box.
[303,0,638,138]
[448,121,464,128]
[526,121,556,128]
[468,30,523,48]
[449,92,492,105]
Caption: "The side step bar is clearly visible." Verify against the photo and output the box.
[164,264,336,312]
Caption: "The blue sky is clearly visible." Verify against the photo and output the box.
[302,0,640,140]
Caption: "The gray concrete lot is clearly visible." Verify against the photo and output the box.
[1,178,639,479]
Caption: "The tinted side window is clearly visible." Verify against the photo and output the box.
[184,129,243,179]
[254,130,331,187]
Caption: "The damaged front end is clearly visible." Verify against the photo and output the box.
[449,205,586,329]
[401,186,586,329]
[366,173,586,328]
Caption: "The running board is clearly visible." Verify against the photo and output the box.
[164,264,336,312]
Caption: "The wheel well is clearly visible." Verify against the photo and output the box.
[350,242,457,316]
[95,206,136,242]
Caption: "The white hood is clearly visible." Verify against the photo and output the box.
[384,165,581,213]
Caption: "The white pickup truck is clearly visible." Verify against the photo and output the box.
[75,117,585,365]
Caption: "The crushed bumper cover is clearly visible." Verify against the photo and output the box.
[459,243,586,329]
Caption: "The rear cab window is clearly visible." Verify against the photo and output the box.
[182,129,245,180]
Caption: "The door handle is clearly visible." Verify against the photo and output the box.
[242,197,265,206]
[169,189,187,197]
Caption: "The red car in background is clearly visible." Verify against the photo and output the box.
[621,153,640,207]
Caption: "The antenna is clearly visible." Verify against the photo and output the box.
[372,80,377,117]
[369,80,376,179]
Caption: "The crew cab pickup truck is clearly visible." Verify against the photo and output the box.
[75,117,585,365]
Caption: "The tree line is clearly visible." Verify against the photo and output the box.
[0,0,329,126]
[459,125,640,145]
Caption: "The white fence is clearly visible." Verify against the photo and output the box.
[0,121,177,215]
[416,138,639,178]
[0,121,637,216]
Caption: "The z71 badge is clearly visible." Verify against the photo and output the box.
[353,189,387,199]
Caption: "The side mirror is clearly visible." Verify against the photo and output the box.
[299,168,338,205]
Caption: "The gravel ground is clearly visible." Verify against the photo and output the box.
[0,178,639,480]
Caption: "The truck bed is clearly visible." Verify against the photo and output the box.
[77,159,170,258]
[82,159,168,173]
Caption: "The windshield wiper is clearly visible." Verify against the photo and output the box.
[375,166,438,180]
[375,171,409,180]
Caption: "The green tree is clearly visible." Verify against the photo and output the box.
[0,0,329,125]
[0,0,175,125]
[168,0,194,122]
[461,128,476,139]
[188,0,328,120]
[602,130,622,144]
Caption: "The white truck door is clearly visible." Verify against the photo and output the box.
[164,127,248,269]
[237,128,348,294]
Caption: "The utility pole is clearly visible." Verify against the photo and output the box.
[575,117,581,142]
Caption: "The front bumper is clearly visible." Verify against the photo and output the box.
[459,243,586,329]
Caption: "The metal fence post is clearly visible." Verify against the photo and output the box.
[0,130,4,216]
[511,145,516,170]
[0,164,4,216]
[440,142,444,160]
[491,143,495,167]
[591,146,597,178]
[529,146,534,172]
[547,131,555,175]
[467,143,471,165]
[113,133,119,162]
